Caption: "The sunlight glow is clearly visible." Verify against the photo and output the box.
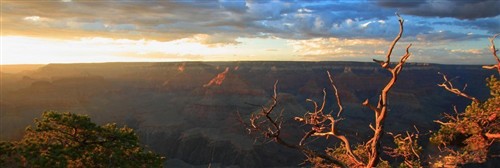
[0,36,295,64]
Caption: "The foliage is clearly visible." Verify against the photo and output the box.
[0,111,165,167]
[384,132,422,168]
[431,76,500,166]
[325,144,390,168]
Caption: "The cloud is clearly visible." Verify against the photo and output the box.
[450,49,487,55]
[119,52,204,60]
[1,0,497,47]
[415,31,488,43]
[377,0,500,20]
[412,47,492,64]
[1,1,301,44]
[23,16,42,21]
[218,0,248,13]
[377,0,426,8]
[189,34,241,46]
[447,17,500,34]
[287,34,495,64]
[288,38,389,59]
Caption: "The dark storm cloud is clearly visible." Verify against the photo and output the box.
[377,0,500,20]
[452,18,500,34]
[218,0,248,13]
[377,0,426,8]
[429,16,500,36]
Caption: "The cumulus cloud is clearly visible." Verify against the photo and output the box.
[286,32,495,64]
[288,38,389,58]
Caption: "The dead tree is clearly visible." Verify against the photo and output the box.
[363,14,412,167]
[242,15,412,167]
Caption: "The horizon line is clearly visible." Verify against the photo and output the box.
[0,60,492,66]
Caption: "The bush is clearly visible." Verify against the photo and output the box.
[0,111,165,167]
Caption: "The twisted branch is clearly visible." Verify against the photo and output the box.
[482,34,500,73]
[244,80,347,167]
[364,14,412,168]
[437,72,480,103]
[373,13,404,68]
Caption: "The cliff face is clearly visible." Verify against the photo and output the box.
[0,61,496,167]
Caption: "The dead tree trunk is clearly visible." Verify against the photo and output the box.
[242,15,412,168]
[364,14,412,168]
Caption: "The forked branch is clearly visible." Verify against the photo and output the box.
[437,72,480,103]
[243,80,347,168]
[295,88,362,166]
[373,13,405,68]
[364,14,412,168]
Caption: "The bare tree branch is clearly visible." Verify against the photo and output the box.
[434,120,453,126]
[362,99,379,114]
[485,133,500,140]
[482,34,500,74]
[327,71,344,117]
[365,14,412,168]
[242,80,348,168]
[437,72,480,103]
[311,115,363,166]
[372,13,405,68]
[294,85,363,166]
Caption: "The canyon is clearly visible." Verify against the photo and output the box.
[0,61,496,167]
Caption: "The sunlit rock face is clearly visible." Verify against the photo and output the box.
[0,62,495,167]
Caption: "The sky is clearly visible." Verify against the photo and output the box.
[1,0,499,65]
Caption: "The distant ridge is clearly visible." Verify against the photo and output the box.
[0,64,46,74]
[31,61,486,67]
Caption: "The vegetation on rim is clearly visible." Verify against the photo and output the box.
[0,111,165,167]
